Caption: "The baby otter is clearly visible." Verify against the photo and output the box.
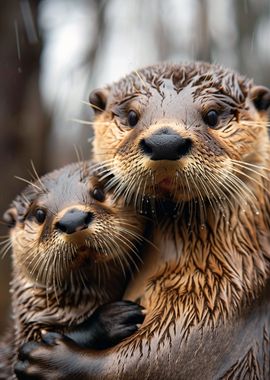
[15,62,270,379]
[0,161,146,378]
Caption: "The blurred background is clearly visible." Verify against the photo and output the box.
[0,0,270,335]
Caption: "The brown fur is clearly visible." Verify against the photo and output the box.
[11,62,270,379]
[1,161,145,378]
[87,62,270,378]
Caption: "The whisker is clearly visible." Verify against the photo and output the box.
[230,167,270,197]
[88,101,104,113]
[0,240,12,259]
[73,144,83,164]
[231,159,270,175]
[14,176,41,191]
[0,234,10,239]
[30,160,46,192]
[70,118,115,127]
[196,167,216,214]
[205,169,236,210]
[134,70,148,90]
[189,170,206,222]
[79,99,106,113]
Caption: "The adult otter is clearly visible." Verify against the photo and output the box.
[0,161,146,378]
[15,62,270,379]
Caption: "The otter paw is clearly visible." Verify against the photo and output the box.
[92,300,146,348]
[67,300,146,349]
[15,335,82,380]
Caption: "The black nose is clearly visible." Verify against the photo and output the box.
[56,209,93,235]
[140,129,192,161]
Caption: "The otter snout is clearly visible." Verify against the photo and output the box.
[140,128,192,161]
[56,209,94,235]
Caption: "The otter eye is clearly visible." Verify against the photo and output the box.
[34,208,46,224]
[93,188,105,202]
[203,110,219,128]
[127,110,139,127]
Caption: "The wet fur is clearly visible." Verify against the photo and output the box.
[1,161,146,378]
[91,63,270,377]
[14,62,270,379]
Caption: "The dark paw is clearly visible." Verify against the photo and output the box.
[94,300,146,347]
[15,335,80,380]
[67,300,146,349]
[15,341,48,380]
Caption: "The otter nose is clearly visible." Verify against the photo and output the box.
[56,209,93,235]
[140,129,192,161]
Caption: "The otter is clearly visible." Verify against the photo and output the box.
[0,161,147,378]
[15,62,270,379]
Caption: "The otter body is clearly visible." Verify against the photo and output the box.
[1,161,146,378]
[15,62,270,379]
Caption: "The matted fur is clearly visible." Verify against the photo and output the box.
[88,62,270,378]
[1,161,145,378]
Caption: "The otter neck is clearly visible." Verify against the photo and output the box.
[126,174,270,332]
[10,260,128,350]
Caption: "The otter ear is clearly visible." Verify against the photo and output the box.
[3,207,17,228]
[89,87,110,115]
[250,85,270,112]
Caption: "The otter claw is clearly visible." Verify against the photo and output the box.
[14,360,28,374]
[41,331,64,345]
[18,341,40,360]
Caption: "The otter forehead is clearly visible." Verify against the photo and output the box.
[110,62,250,106]
[128,83,196,121]
[41,170,91,211]
[104,62,253,136]
[15,162,100,217]
[113,85,202,128]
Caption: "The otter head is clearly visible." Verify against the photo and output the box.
[90,62,270,208]
[5,162,144,287]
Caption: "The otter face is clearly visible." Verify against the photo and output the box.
[5,162,144,286]
[91,62,270,207]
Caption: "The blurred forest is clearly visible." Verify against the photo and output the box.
[0,0,270,335]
